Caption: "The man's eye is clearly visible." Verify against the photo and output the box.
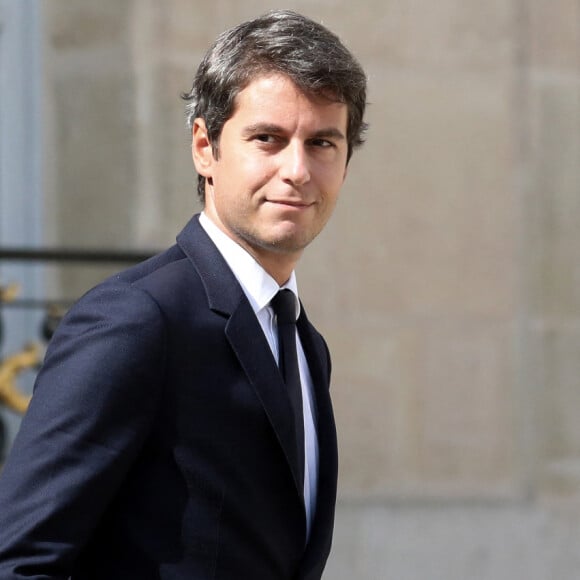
[311,139,333,148]
[255,134,276,143]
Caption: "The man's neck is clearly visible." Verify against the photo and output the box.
[201,209,300,286]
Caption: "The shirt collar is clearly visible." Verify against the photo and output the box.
[199,212,300,318]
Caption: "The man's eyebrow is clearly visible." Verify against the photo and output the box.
[311,128,346,141]
[242,123,284,136]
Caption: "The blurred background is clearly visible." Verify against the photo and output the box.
[1,1,579,578]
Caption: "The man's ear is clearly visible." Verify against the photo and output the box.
[191,118,214,178]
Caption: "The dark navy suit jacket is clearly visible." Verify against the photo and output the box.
[0,215,338,579]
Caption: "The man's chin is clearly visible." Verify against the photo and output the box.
[252,232,312,256]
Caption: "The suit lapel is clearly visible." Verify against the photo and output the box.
[226,305,304,497]
[176,216,305,498]
[297,309,336,468]
[297,312,338,570]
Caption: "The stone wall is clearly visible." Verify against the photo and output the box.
[39,1,580,577]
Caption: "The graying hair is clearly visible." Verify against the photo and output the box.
[181,9,368,201]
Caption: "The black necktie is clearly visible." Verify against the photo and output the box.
[271,289,305,486]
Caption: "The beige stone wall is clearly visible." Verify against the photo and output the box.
[41,0,580,577]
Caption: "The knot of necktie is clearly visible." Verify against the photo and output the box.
[270,289,296,325]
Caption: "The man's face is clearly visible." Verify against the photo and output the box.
[193,73,349,281]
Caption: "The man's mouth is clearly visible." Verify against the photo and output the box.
[267,199,313,209]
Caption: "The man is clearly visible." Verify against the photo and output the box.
[0,9,367,579]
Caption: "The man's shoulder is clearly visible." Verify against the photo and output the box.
[125,248,209,311]
[60,243,201,324]
[113,243,190,287]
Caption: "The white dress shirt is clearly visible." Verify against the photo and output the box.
[199,212,319,539]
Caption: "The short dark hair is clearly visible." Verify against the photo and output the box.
[182,9,368,201]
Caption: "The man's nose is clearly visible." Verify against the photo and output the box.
[279,142,311,186]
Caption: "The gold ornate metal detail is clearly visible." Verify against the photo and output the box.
[0,343,40,414]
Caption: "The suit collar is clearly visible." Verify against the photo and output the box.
[176,214,244,315]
